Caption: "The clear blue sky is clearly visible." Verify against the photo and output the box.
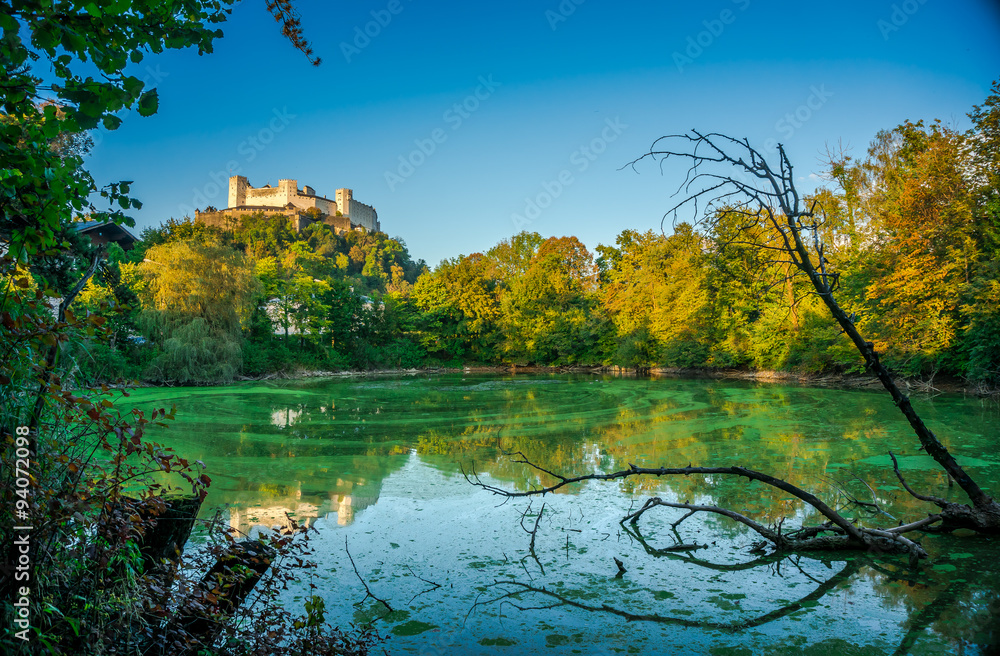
[84,0,1000,267]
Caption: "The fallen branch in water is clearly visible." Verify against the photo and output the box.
[519,501,546,575]
[465,452,941,566]
[345,537,393,616]
[404,565,442,605]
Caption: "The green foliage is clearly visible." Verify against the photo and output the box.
[958,260,1000,383]
[611,324,659,372]
[135,240,256,383]
[149,316,243,383]
[0,0,232,261]
[500,236,604,365]
[0,1,383,654]
[59,85,1000,384]
[659,331,710,369]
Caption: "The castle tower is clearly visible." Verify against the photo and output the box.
[228,175,249,208]
[278,179,297,205]
[335,188,353,216]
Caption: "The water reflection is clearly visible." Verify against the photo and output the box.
[220,477,382,535]
[127,374,1000,654]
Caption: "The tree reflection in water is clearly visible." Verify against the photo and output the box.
[126,375,999,653]
[469,544,998,655]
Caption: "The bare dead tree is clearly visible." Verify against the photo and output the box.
[625,131,999,533]
[465,133,998,576]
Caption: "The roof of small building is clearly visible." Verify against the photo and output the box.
[74,220,138,250]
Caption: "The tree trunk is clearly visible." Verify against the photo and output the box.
[166,539,275,655]
[787,220,1000,530]
[131,494,204,575]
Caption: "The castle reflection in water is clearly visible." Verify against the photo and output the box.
[220,478,382,537]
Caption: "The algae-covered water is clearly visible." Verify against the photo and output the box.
[124,373,1000,654]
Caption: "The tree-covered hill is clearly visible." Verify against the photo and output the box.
[56,83,1000,386]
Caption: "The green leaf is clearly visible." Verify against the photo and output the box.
[84,3,102,18]
[123,75,144,99]
[136,89,158,117]
[34,23,57,50]
[103,115,122,131]
[42,118,61,139]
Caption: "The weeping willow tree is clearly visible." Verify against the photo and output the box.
[139,240,259,383]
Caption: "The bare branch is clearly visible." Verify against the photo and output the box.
[404,565,442,605]
[889,452,949,509]
[625,129,1000,532]
[622,496,782,545]
[345,537,393,615]
[473,558,863,631]
[519,501,546,575]
[469,459,866,544]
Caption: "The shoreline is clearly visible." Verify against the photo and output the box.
[212,365,997,398]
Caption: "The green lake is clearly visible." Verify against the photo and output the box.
[125,373,1000,655]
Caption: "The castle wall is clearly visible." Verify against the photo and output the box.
[196,209,244,230]
[310,196,337,215]
[203,176,377,235]
[243,178,338,216]
[324,215,352,234]
[344,198,379,232]
[196,207,362,237]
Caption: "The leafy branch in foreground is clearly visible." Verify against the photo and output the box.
[0,2,347,654]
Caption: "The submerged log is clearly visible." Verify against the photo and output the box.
[92,493,203,583]
[131,494,204,573]
[169,539,276,654]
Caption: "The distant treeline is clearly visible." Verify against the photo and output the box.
[67,88,999,385]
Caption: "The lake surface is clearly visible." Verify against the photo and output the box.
[125,373,1000,655]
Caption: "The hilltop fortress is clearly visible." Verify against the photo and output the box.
[195,176,380,234]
